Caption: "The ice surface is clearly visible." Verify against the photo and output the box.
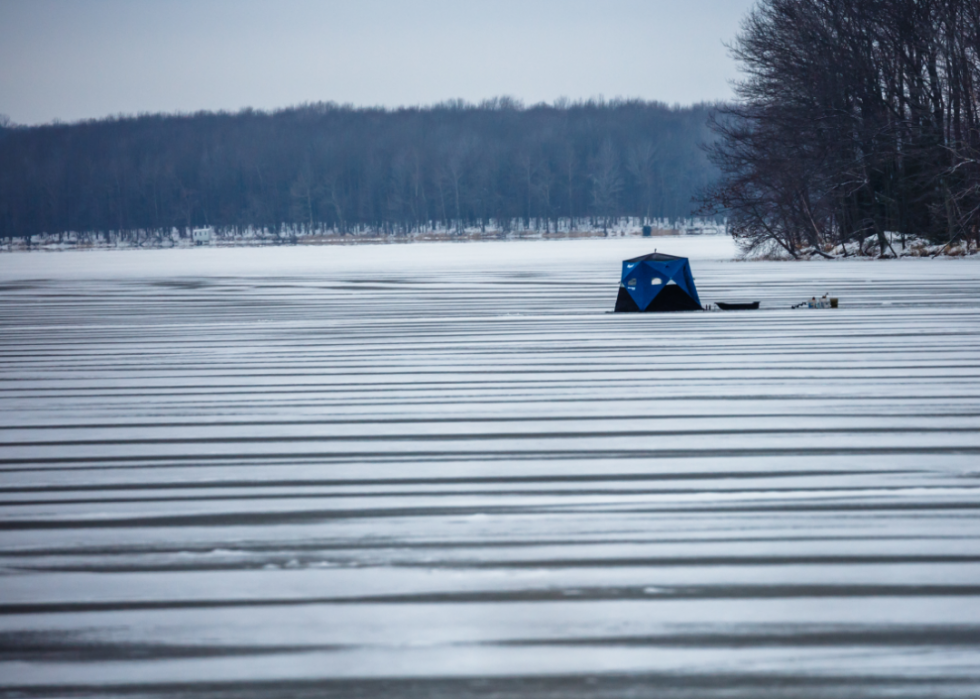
[1,237,980,698]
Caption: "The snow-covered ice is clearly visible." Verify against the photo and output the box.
[1,237,979,698]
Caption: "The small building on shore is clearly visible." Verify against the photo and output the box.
[191,227,213,245]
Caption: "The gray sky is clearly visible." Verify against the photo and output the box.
[0,0,756,125]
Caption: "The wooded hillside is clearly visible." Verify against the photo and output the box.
[0,99,719,240]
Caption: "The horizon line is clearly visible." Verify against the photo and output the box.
[1,95,729,129]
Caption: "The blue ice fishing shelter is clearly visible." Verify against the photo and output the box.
[614,252,703,312]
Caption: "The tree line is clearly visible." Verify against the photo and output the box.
[0,99,720,241]
[703,0,980,256]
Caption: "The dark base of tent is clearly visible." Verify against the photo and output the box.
[614,287,642,312]
[614,285,703,312]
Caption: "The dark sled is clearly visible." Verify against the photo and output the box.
[716,301,760,311]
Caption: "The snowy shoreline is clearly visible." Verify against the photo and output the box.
[5,230,977,261]
[0,217,728,254]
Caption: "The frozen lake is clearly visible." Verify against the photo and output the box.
[1,237,980,698]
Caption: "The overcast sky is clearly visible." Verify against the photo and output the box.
[0,0,756,125]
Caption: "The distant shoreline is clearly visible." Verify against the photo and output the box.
[2,225,725,254]
[4,231,976,259]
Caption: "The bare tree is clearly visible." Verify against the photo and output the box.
[591,139,623,233]
[703,0,980,255]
